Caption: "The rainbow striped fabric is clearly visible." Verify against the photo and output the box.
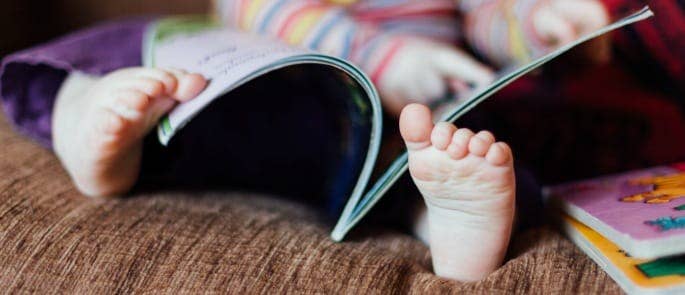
[463,0,548,66]
[215,0,547,81]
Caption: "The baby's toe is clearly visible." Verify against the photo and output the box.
[400,104,434,151]
[118,78,167,98]
[175,73,208,101]
[132,68,179,93]
[86,108,141,159]
[94,109,129,138]
[468,131,495,157]
[431,122,457,151]
[485,142,513,166]
[116,90,150,113]
[447,128,473,159]
[150,68,207,101]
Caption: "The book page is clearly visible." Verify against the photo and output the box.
[147,23,310,144]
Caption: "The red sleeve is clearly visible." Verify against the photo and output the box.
[601,0,685,94]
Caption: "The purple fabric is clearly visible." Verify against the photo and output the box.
[0,18,153,148]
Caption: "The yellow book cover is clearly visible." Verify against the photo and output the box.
[563,214,685,294]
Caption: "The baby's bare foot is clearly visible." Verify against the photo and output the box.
[400,104,515,282]
[53,68,207,197]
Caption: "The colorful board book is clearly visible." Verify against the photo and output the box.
[562,214,685,294]
[547,163,685,259]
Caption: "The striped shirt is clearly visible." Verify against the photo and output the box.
[215,0,673,89]
[214,0,519,82]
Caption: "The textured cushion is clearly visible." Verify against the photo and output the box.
[0,113,622,293]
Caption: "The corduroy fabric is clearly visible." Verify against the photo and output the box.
[0,112,621,294]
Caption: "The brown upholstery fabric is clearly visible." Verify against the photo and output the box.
[0,114,622,293]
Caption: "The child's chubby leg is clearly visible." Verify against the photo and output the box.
[52,68,207,197]
[399,104,515,282]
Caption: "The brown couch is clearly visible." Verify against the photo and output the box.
[0,0,644,293]
[0,112,621,293]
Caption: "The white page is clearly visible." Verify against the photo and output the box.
[149,29,310,144]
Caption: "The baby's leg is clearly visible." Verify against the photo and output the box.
[399,104,515,282]
[53,68,207,197]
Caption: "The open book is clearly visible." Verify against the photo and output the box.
[144,7,654,242]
